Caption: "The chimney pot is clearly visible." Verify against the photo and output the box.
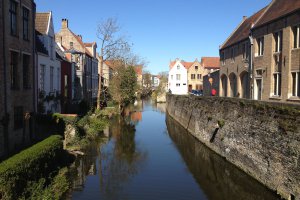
[243,16,247,20]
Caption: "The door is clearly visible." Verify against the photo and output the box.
[256,79,262,100]
[188,85,192,92]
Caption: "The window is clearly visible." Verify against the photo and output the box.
[195,66,198,70]
[191,74,195,79]
[197,74,202,79]
[231,47,235,62]
[291,72,300,97]
[242,42,249,60]
[70,42,73,48]
[257,37,264,56]
[14,106,23,130]
[221,51,225,65]
[274,31,283,53]
[10,51,19,89]
[23,54,30,89]
[10,0,18,36]
[171,75,173,80]
[177,65,180,70]
[40,64,45,91]
[176,83,180,87]
[293,25,300,49]
[50,66,54,92]
[50,37,54,60]
[273,72,281,96]
[176,74,180,81]
[23,7,29,40]
[57,68,60,90]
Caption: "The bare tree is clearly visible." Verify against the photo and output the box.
[96,18,130,109]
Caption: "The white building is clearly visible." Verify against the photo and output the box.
[36,12,61,113]
[152,75,160,88]
[168,59,188,95]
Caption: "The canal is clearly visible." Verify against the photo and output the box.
[68,100,280,200]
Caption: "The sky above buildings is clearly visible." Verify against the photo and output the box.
[35,0,271,74]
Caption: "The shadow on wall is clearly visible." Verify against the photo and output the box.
[166,114,280,200]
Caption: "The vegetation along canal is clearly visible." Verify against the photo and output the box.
[68,100,280,200]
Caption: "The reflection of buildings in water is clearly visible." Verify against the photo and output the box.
[103,126,110,137]
[131,111,142,122]
[165,114,279,200]
[156,103,166,113]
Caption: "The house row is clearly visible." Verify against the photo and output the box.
[0,0,112,158]
[168,57,220,95]
[219,0,300,104]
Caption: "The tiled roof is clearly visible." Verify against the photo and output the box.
[35,12,50,35]
[134,65,143,75]
[169,60,194,70]
[221,7,267,49]
[84,42,95,47]
[201,57,220,69]
[254,0,300,28]
[36,34,48,55]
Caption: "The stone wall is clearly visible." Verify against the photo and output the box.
[166,94,300,200]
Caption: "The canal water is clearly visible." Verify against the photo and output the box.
[68,100,280,200]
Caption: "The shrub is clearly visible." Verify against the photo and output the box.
[0,135,64,199]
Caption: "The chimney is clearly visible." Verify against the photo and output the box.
[62,19,68,29]
[243,16,247,21]
[77,35,82,40]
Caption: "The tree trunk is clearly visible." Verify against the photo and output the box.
[97,55,103,109]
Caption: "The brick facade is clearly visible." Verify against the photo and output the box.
[187,60,206,91]
[252,11,300,103]
[0,0,36,158]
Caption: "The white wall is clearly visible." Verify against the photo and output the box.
[168,61,188,95]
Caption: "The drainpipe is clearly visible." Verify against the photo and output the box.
[249,33,254,99]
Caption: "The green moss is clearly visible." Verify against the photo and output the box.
[278,120,298,133]
[218,120,225,128]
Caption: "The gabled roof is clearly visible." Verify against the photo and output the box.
[254,0,300,28]
[220,7,267,49]
[84,42,96,47]
[35,12,50,35]
[169,59,194,70]
[201,57,220,69]
[134,65,143,75]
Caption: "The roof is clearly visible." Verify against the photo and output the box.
[254,0,300,28]
[36,34,48,55]
[220,7,267,49]
[134,66,143,75]
[169,60,194,70]
[68,29,94,57]
[201,57,220,69]
[84,42,96,47]
[35,12,50,35]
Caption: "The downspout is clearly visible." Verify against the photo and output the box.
[249,32,254,99]
[2,0,9,155]
[32,2,37,141]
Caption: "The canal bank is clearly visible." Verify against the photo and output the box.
[166,94,300,200]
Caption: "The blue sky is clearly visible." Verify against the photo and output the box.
[35,0,271,74]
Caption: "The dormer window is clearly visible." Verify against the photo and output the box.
[195,66,198,70]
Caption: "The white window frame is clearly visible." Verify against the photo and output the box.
[274,31,282,53]
[273,72,281,96]
[293,25,300,49]
[291,71,300,97]
[40,64,45,91]
[176,74,180,81]
[257,37,264,56]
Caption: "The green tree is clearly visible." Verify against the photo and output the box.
[109,64,137,113]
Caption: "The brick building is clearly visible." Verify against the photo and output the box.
[55,19,98,106]
[0,0,36,158]
[220,0,300,104]
[252,0,300,103]
[219,8,266,98]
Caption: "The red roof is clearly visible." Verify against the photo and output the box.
[169,60,194,70]
[201,57,220,69]
[134,66,143,75]
[254,0,300,28]
[221,7,267,49]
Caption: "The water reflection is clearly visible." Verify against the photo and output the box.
[166,114,280,200]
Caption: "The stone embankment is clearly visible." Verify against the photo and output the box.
[166,94,300,200]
